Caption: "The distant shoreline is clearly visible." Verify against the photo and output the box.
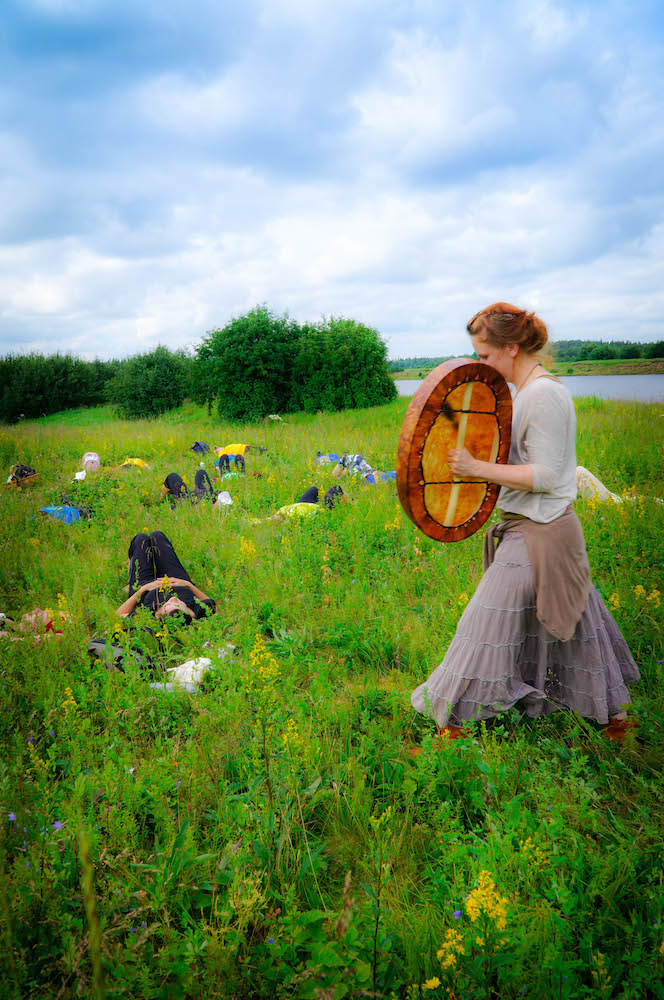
[391,358,664,379]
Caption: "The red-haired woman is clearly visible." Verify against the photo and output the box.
[411,304,639,741]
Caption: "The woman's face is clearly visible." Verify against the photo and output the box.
[470,333,518,383]
[156,596,194,621]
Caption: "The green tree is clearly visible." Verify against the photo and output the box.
[643,340,664,359]
[200,305,302,422]
[105,346,188,419]
[588,344,616,360]
[619,343,641,359]
[291,316,397,413]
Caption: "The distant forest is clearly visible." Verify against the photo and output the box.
[388,339,664,371]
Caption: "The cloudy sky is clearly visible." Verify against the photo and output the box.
[2,0,663,360]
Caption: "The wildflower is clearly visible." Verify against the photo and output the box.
[52,820,64,832]
[249,632,279,698]
[465,871,509,930]
[141,922,146,929]
[519,836,549,868]
[282,718,305,757]
[423,977,441,990]
[62,686,80,720]
[591,951,611,990]
[458,592,469,607]
[8,812,16,822]
[239,536,257,563]
[267,937,275,944]
[176,780,181,788]
[609,592,620,610]
[634,585,646,599]
[437,928,465,968]
[453,910,461,919]
[648,589,661,609]
[369,805,393,832]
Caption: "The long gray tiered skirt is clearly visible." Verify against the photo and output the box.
[411,532,640,727]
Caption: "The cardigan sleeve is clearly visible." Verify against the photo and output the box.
[519,383,574,493]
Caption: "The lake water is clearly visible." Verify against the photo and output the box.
[394,373,664,402]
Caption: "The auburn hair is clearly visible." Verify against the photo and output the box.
[467,302,550,356]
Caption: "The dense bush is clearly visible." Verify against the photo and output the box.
[198,306,397,421]
[105,346,189,419]
[200,305,302,422]
[0,353,120,424]
[292,316,397,413]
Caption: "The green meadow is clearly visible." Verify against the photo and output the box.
[1,396,663,1000]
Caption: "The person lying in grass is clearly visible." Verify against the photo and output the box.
[116,530,215,623]
[252,484,347,524]
[332,454,395,483]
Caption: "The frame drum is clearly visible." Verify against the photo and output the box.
[397,359,512,542]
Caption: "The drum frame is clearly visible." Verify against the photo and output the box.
[397,358,512,542]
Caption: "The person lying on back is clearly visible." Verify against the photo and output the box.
[116,530,215,623]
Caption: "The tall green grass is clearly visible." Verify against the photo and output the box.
[1,397,663,999]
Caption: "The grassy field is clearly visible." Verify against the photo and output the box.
[1,397,664,1000]
[393,359,664,379]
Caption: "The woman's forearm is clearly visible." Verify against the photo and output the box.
[472,459,534,492]
[448,448,534,492]
[116,590,141,617]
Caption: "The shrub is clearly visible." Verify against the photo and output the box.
[201,305,302,422]
[291,316,397,413]
[105,346,188,420]
[0,353,119,424]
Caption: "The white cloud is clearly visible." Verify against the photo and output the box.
[1,0,663,361]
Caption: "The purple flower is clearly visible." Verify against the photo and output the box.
[267,937,274,944]
[52,820,64,832]
[49,730,55,736]
[130,927,135,933]
[453,910,461,919]
[27,737,34,743]
[176,780,181,788]
[8,812,16,822]
[141,922,146,929]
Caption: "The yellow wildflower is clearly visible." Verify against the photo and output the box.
[369,805,392,832]
[282,718,305,757]
[609,592,620,610]
[591,951,611,990]
[519,836,549,868]
[634,585,646,599]
[423,977,441,990]
[240,536,257,562]
[465,871,509,930]
[62,686,80,721]
[249,633,279,692]
[436,928,465,969]
[647,589,661,609]
[458,592,469,607]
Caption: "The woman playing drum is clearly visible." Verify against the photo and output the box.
[411,303,639,740]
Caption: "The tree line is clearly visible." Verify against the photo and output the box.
[388,339,664,372]
[0,306,396,424]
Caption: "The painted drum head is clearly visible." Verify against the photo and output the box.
[397,359,512,543]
